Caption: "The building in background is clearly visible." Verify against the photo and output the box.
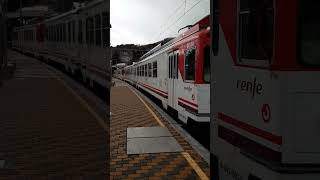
[111,38,173,66]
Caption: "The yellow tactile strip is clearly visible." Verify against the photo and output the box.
[110,81,210,179]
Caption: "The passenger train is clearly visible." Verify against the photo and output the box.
[210,0,320,179]
[0,0,7,71]
[114,16,210,125]
[12,0,110,91]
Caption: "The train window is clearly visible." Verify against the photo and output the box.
[56,25,58,42]
[239,0,274,63]
[300,1,320,66]
[148,63,152,77]
[102,12,110,47]
[95,14,101,46]
[59,24,62,42]
[203,46,210,83]
[57,25,60,42]
[142,65,144,76]
[153,62,157,77]
[185,48,196,81]
[89,17,94,45]
[169,56,172,78]
[78,20,83,44]
[55,26,57,41]
[72,20,75,43]
[145,64,148,76]
[68,22,71,43]
[175,53,179,79]
[63,23,66,42]
[86,18,89,44]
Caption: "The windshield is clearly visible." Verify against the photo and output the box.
[300,1,320,65]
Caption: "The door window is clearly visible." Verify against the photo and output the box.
[185,49,196,81]
[300,1,320,65]
[239,0,274,63]
[203,46,210,83]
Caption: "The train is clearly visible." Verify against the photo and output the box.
[12,0,110,91]
[114,15,210,126]
[210,0,320,179]
[0,0,7,71]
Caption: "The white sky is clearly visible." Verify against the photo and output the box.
[110,0,210,46]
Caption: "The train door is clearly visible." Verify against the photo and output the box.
[168,51,179,109]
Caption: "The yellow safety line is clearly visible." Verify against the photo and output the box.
[182,152,209,180]
[128,86,166,127]
[128,85,209,180]
[47,66,108,132]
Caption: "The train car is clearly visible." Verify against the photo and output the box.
[210,0,320,179]
[0,0,7,71]
[12,0,110,92]
[122,15,210,125]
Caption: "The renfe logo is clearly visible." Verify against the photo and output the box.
[236,77,263,99]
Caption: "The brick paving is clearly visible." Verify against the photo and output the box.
[0,51,108,179]
[110,79,210,179]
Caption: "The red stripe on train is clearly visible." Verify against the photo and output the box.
[218,113,282,145]
[178,97,198,107]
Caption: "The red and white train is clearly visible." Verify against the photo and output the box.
[210,0,320,179]
[12,0,110,92]
[114,15,210,125]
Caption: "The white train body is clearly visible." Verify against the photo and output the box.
[210,0,320,179]
[12,0,110,90]
[117,16,210,124]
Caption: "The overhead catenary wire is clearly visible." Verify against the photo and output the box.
[154,0,203,42]
[151,0,186,42]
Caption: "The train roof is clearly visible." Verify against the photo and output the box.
[15,0,106,27]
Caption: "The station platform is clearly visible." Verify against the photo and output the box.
[110,79,210,179]
[0,51,108,179]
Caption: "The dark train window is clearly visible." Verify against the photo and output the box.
[175,53,179,78]
[148,63,152,77]
[239,0,274,62]
[95,14,101,46]
[72,20,75,43]
[102,12,110,47]
[68,22,71,43]
[59,24,62,42]
[203,46,210,83]
[89,17,94,45]
[63,23,66,41]
[145,64,148,77]
[86,18,89,44]
[55,26,58,41]
[153,62,157,77]
[54,26,57,41]
[300,1,320,65]
[78,20,83,44]
[185,48,196,81]
[169,56,172,78]
[142,65,144,76]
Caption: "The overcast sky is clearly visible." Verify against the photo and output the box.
[110,0,210,46]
